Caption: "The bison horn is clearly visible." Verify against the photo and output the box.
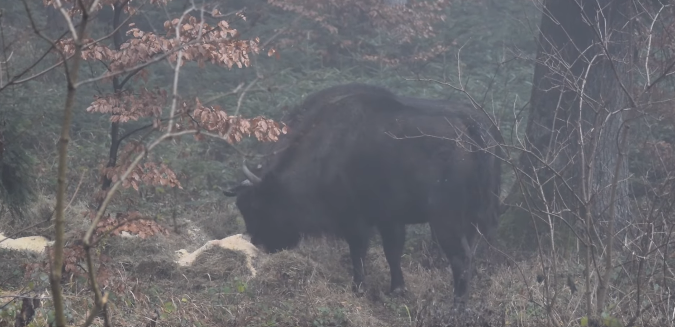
[242,160,262,184]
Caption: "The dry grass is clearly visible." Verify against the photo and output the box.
[0,194,57,239]
[1,199,673,327]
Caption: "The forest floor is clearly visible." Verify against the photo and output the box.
[0,195,667,327]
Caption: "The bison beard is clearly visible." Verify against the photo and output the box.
[225,83,502,303]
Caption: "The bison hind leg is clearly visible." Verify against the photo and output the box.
[377,223,406,294]
[449,253,471,303]
[434,230,474,303]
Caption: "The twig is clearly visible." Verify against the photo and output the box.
[45,0,91,325]
[596,124,629,312]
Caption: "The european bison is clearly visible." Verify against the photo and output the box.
[224,83,502,302]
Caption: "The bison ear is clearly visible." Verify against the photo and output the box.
[222,180,254,197]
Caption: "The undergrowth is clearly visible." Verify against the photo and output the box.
[0,196,672,327]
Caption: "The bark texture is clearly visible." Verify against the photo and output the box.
[515,0,632,228]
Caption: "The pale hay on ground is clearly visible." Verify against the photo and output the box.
[175,233,260,276]
[0,232,53,254]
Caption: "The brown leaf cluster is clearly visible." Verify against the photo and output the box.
[49,1,285,217]
[61,244,87,276]
[55,14,259,74]
[88,94,285,201]
[86,88,167,123]
[126,161,182,190]
[162,16,260,69]
[94,211,170,239]
[190,98,288,143]
[100,148,182,193]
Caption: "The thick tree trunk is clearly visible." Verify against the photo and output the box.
[509,0,632,239]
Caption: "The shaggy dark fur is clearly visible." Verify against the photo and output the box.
[225,83,502,302]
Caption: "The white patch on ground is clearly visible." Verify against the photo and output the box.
[175,233,261,276]
[0,232,53,254]
[119,231,138,238]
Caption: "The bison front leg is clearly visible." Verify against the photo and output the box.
[346,234,370,295]
[437,233,474,303]
[378,223,406,294]
[449,247,472,304]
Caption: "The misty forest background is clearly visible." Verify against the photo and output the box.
[0,0,674,326]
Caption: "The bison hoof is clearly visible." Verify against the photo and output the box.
[389,287,407,297]
[453,295,468,307]
[352,283,366,296]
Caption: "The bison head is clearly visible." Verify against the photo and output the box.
[224,161,302,253]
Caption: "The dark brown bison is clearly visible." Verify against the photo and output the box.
[224,83,502,302]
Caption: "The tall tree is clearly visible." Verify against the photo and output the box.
[504,0,636,318]
[511,0,632,231]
